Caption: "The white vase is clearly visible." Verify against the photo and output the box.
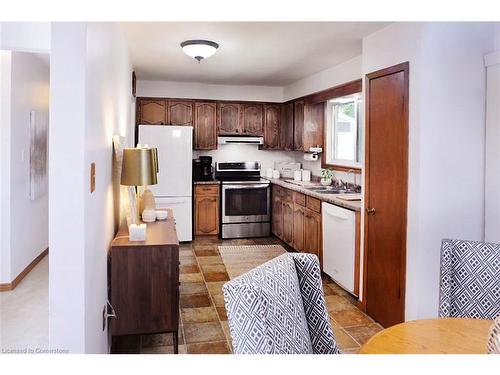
[320,178,332,186]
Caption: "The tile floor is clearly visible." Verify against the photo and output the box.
[0,255,49,351]
[112,236,383,354]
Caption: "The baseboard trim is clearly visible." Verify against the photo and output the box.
[0,248,48,292]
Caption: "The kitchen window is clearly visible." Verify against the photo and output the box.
[324,92,362,171]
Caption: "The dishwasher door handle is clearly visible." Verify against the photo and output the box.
[324,209,348,220]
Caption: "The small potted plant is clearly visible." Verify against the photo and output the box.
[321,168,333,186]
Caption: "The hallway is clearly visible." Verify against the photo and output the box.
[0,255,48,352]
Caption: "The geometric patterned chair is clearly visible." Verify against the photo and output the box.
[222,253,340,354]
[439,239,500,320]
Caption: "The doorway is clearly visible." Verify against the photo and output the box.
[363,62,409,328]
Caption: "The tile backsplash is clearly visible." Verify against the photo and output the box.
[194,145,361,187]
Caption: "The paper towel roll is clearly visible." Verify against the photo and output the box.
[304,153,319,161]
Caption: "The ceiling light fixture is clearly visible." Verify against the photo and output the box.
[180,40,219,62]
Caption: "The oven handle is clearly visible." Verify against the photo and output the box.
[223,184,270,190]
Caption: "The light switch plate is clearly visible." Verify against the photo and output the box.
[90,163,96,193]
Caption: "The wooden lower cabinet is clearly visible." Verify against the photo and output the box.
[282,201,294,246]
[272,185,323,268]
[304,210,322,260]
[293,204,305,252]
[272,193,283,238]
[194,185,220,236]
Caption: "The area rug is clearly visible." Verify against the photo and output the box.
[218,245,287,279]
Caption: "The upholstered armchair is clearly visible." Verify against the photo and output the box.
[439,239,500,319]
[222,253,340,354]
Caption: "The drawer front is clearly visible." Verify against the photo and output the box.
[293,192,306,206]
[306,196,321,213]
[195,184,219,196]
[272,185,283,198]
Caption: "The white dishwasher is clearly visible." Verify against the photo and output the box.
[322,202,357,295]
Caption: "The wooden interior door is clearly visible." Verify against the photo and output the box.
[364,62,409,328]
[194,102,217,150]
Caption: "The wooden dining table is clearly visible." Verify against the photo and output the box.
[359,318,493,354]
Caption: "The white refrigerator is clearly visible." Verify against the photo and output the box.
[139,125,193,241]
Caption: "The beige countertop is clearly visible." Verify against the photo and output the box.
[266,178,362,212]
[194,180,220,185]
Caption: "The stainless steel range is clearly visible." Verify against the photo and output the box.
[215,161,271,239]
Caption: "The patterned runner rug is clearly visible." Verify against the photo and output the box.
[218,244,287,279]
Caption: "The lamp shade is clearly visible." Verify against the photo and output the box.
[120,147,158,186]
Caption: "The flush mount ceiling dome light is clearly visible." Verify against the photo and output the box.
[180,40,219,62]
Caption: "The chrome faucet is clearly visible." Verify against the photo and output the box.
[346,169,357,192]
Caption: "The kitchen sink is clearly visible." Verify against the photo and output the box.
[306,186,348,194]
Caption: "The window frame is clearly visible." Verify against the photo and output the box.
[320,79,363,173]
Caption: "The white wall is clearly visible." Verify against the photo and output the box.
[83,23,133,353]
[362,22,493,320]
[0,22,50,53]
[9,52,50,280]
[282,55,362,101]
[0,51,49,284]
[49,22,87,354]
[50,22,133,353]
[0,51,12,283]
[484,47,500,242]
[137,79,283,102]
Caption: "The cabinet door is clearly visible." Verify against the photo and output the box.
[280,101,294,151]
[304,210,322,261]
[241,103,264,136]
[272,195,283,239]
[263,104,280,150]
[168,100,193,126]
[282,201,294,246]
[195,195,219,235]
[194,102,217,150]
[140,99,167,125]
[293,204,305,252]
[293,100,304,150]
[217,103,241,135]
[303,102,324,151]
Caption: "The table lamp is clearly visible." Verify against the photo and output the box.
[120,146,158,241]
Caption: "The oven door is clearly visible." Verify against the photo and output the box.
[222,183,270,224]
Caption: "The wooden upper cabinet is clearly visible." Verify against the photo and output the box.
[140,99,167,125]
[280,101,294,151]
[293,100,304,150]
[303,102,325,151]
[217,102,241,135]
[194,102,217,150]
[241,103,264,136]
[263,104,280,150]
[168,100,193,126]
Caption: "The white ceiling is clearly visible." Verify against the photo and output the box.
[121,22,389,86]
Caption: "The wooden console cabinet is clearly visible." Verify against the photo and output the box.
[109,213,180,353]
